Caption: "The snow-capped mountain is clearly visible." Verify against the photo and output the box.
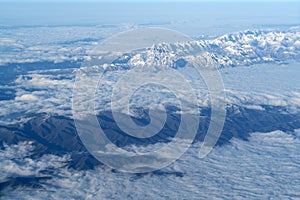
[121,29,300,69]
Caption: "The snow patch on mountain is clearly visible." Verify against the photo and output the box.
[124,29,300,69]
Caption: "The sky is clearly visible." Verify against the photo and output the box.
[0,1,298,28]
[0,0,299,2]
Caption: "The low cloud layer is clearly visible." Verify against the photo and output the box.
[1,129,300,199]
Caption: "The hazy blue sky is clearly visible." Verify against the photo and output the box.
[0,1,298,36]
[0,0,299,2]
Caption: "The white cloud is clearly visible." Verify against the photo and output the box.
[15,94,38,101]
[1,129,300,199]
[0,25,133,66]
[0,59,299,125]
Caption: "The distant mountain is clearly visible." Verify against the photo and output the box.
[102,29,300,70]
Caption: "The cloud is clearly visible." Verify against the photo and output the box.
[0,25,129,66]
[15,94,38,101]
[0,141,69,180]
[0,58,299,125]
[1,129,300,199]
